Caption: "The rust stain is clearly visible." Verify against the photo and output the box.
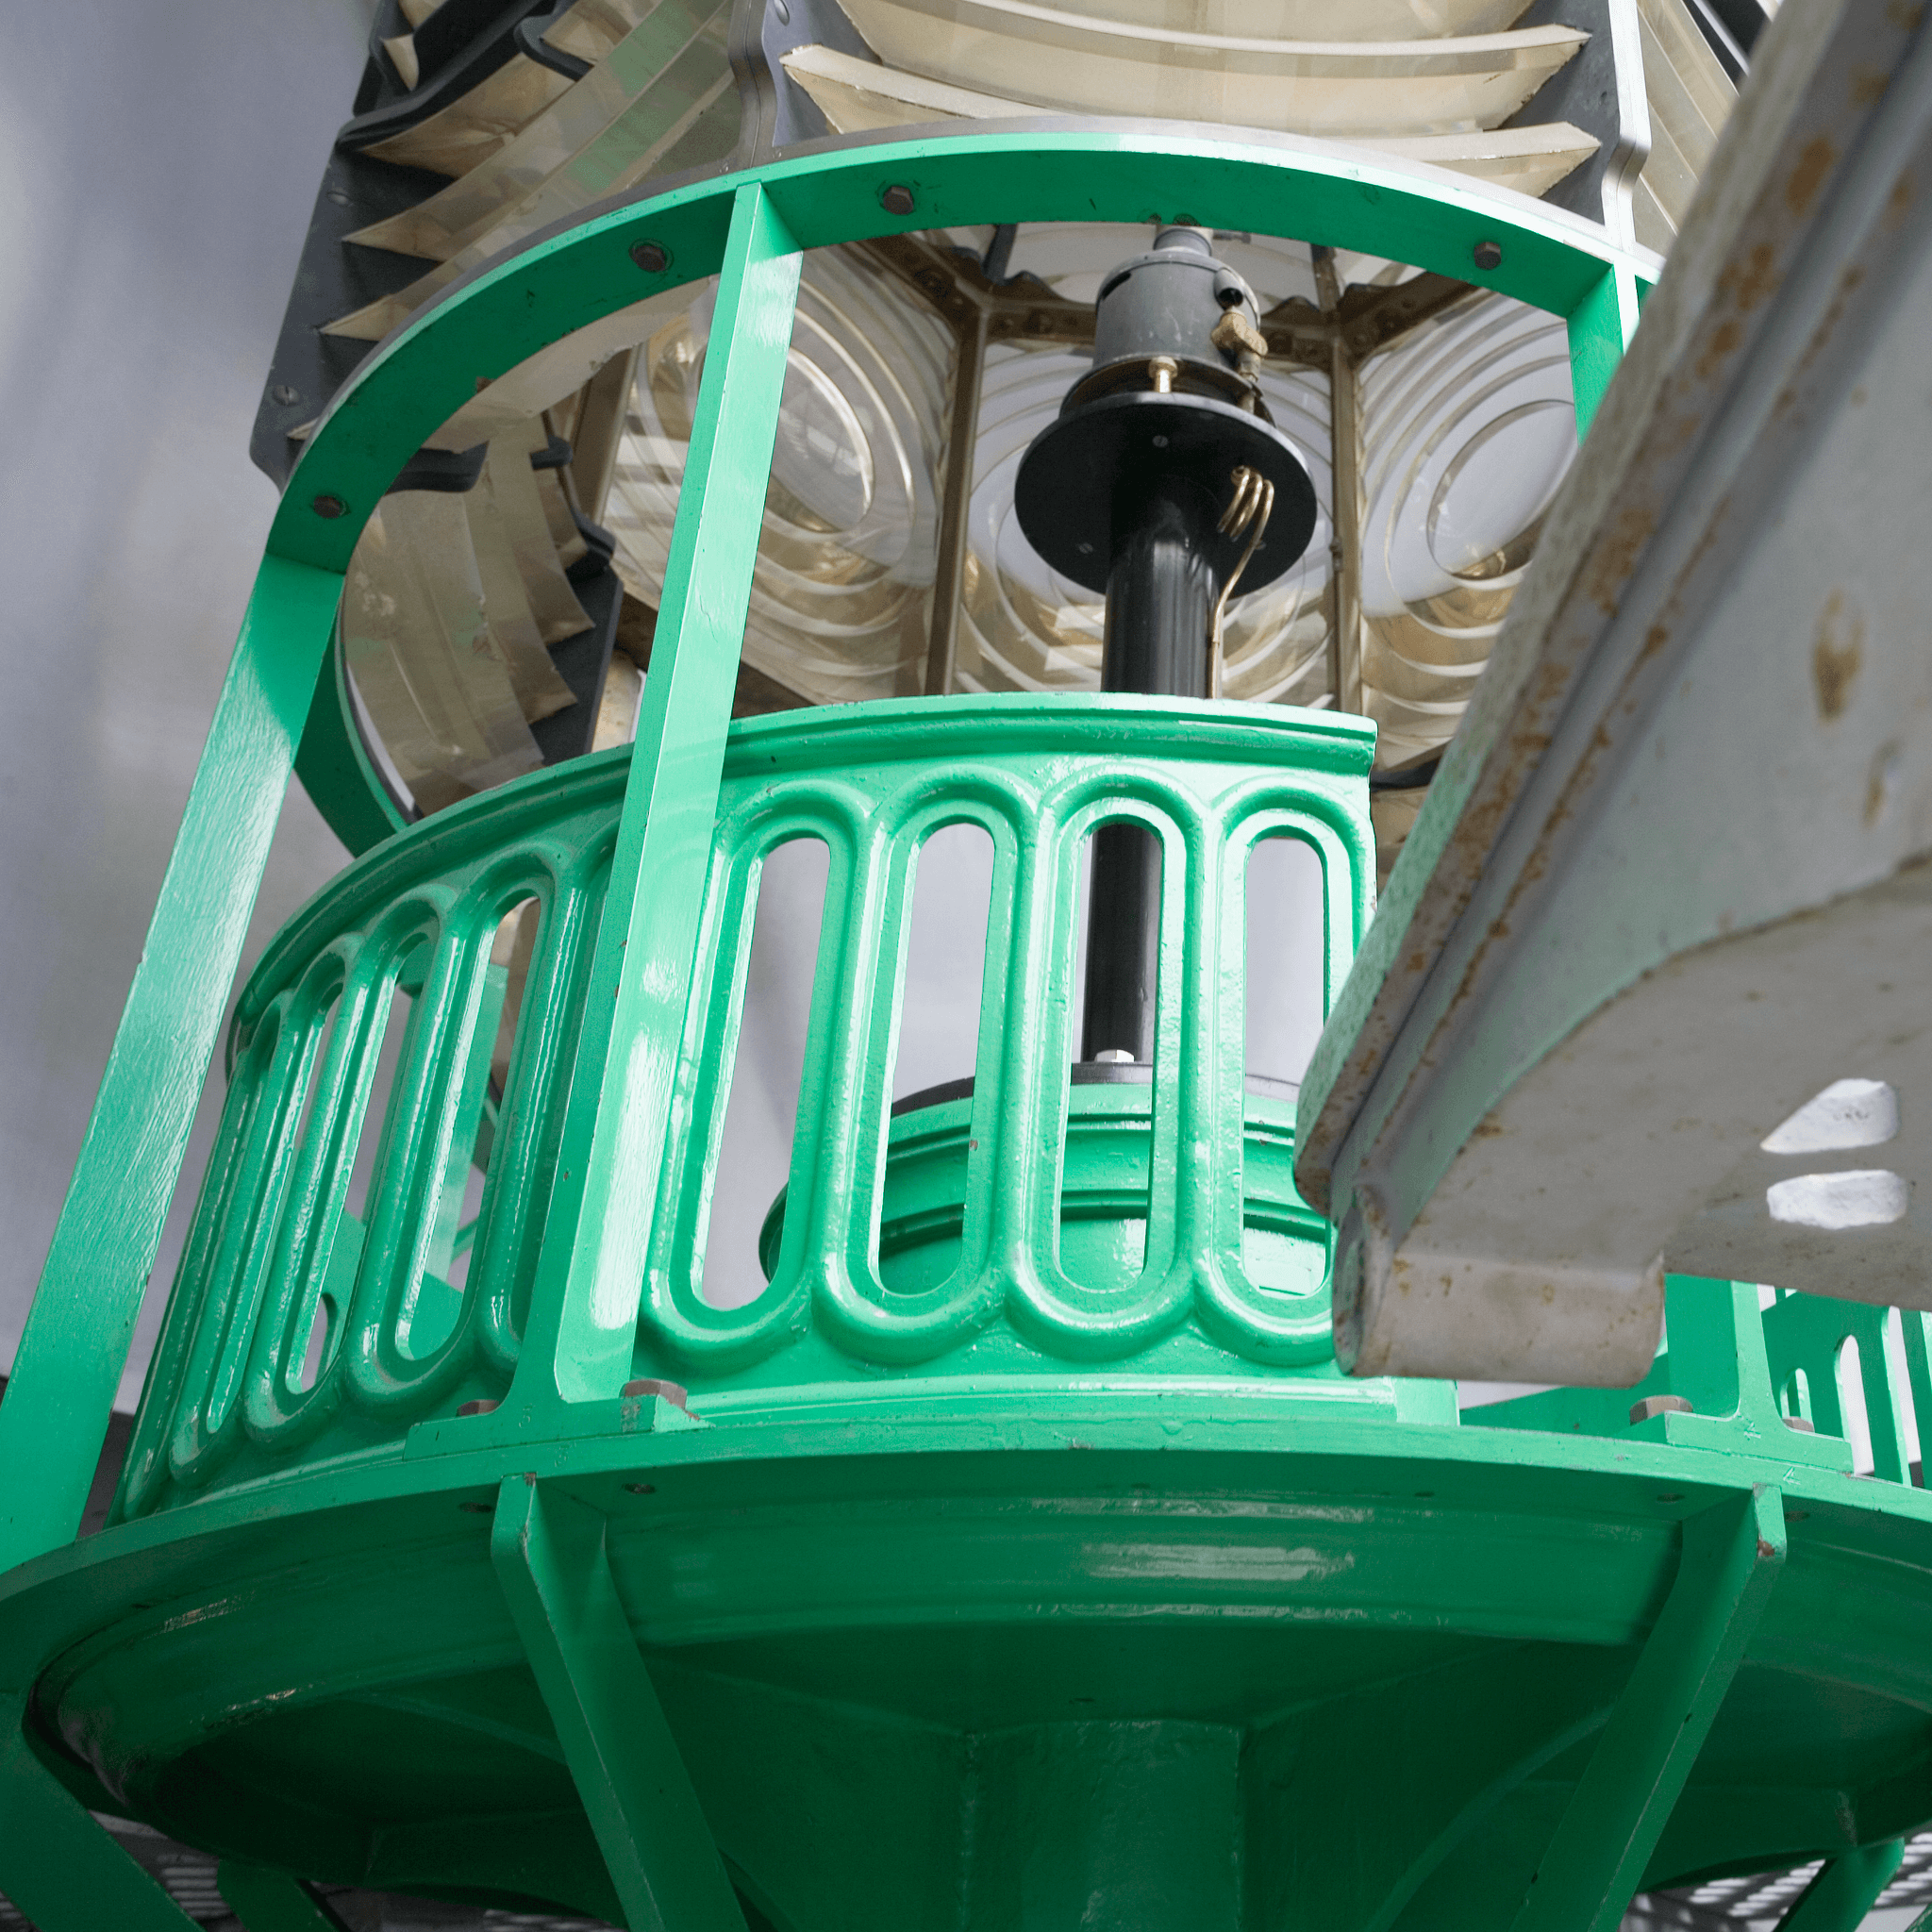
[1695,318,1743,385]
[1889,3,1926,34]
[1786,137,1838,220]
[1812,591,1864,721]
[1851,65,1890,108]
[1716,242,1779,315]
[1865,739,1903,824]
[1653,407,1702,460]
[1585,505,1658,617]
[1887,170,1917,228]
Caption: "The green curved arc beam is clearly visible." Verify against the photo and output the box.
[277,121,1654,582]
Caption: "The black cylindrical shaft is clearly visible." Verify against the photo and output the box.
[1081,824,1163,1061]
[1098,476,1218,700]
[1079,475,1219,1062]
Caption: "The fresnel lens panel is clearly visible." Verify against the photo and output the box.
[23,10,1932,1932]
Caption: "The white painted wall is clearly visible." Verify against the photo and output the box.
[0,1,375,1406]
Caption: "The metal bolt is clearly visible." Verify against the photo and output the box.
[630,239,671,274]
[1472,239,1503,271]
[311,493,347,519]
[879,183,916,216]
[271,384,300,407]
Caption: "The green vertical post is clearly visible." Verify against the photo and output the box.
[0,555,343,1573]
[513,180,803,1410]
[0,1697,201,1930]
[1779,1839,1907,1932]
[491,1476,747,1932]
[1508,1486,1787,1932]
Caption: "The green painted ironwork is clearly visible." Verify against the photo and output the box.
[0,129,1652,1574]
[22,124,1926,1932]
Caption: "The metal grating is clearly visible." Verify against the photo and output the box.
[8,1823,1932,1927]
[1624,1830,1932,1928]
[0,1817,620,1932]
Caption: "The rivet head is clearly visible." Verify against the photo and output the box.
[311,493,347,519]
[879,182,916,216]
[270,383,299,407]
[630,239,672,274]
[1473,239,1503,271]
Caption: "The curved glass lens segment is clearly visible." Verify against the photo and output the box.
[606,246,956,706]
[1359,290,1576,771]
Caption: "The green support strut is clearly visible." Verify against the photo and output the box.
[0,558,343,1574]
[511,177,804,1414]
[1509,1486,1787,1932]
[491,1475,748,1932]
[0,1695,201,1931]
[1780,1839,1907,1932]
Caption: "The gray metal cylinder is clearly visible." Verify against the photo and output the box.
[1075,226,1263,410]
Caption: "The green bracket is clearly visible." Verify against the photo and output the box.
[218,1861,353,1931]
[0,1695,200,1931]
[1779,1838,1907,1932]
[491,1474,748,1932]
[1507,1486,1787,1932]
